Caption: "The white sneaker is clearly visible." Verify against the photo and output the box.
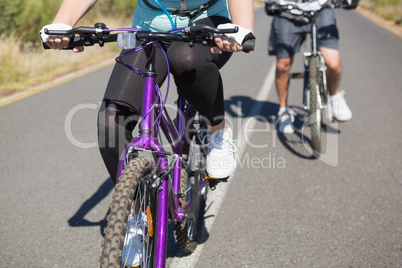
[123,213,145,267]
[331,90,352,121]
[205,127,236,179]
[277,108,295,134]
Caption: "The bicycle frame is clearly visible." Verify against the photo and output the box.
[115,43,208,267]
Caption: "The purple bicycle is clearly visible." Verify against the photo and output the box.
[44,23,254,268]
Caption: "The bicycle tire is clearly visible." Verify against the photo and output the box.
[100,157,156,268]
[308,56,322,157]
[175,132,207,254]
[318,56,331,123]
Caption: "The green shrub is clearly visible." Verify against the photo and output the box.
[97,0,137,17]
[0,0,24,36]
[0,0,137,45]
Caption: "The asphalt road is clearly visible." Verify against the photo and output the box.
[1,7,401,268]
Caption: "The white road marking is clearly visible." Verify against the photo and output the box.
[169,62,277,267]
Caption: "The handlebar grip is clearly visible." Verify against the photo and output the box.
[42,37,93,50]
[242,39,255,52]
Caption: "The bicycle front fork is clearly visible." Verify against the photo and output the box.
[302,53,330,108]
[302,52,333,121]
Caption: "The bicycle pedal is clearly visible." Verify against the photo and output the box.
[174,193,185,198]
[291,72,304,79]
[208,177,228,191]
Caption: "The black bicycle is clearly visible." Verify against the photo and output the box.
[265,0,356,157]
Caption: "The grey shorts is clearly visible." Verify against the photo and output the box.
[268,8,339,58]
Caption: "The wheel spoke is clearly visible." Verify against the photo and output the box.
[100,157,155,268]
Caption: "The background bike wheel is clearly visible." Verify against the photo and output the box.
[100,157,156,268]
[308,56,322,158]
[175,134,207,254]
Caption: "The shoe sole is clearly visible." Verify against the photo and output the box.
[333,116,352,123]
[279,129,294,134]
[207,175,230,180]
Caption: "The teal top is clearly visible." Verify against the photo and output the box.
[132,0,230,31]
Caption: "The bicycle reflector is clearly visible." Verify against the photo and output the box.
[117,32,137,49]
[146,206,153,237]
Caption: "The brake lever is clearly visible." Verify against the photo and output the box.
[94,22,108,47]
[44,28,75,36]
[43,23,109,50]
[185,24,239,35]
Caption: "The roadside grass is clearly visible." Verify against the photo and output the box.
[0,35,118,96]
[360,0,402,24]
[0,16,127,98]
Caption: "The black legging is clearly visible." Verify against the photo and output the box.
[98,16,232,183]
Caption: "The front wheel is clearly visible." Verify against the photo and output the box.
[100,157,156,268]
[308,56,322,158]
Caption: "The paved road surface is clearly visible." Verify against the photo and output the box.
[1,7,401,267]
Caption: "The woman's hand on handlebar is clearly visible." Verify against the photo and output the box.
[212,35,243,53]
[212,23,254,54]
[40,23,84,53]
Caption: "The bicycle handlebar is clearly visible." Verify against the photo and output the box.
[265,0,347,23]
[43,23,255,52]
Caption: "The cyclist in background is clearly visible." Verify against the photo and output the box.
[40,0,255,182]
[265,0,357,134]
